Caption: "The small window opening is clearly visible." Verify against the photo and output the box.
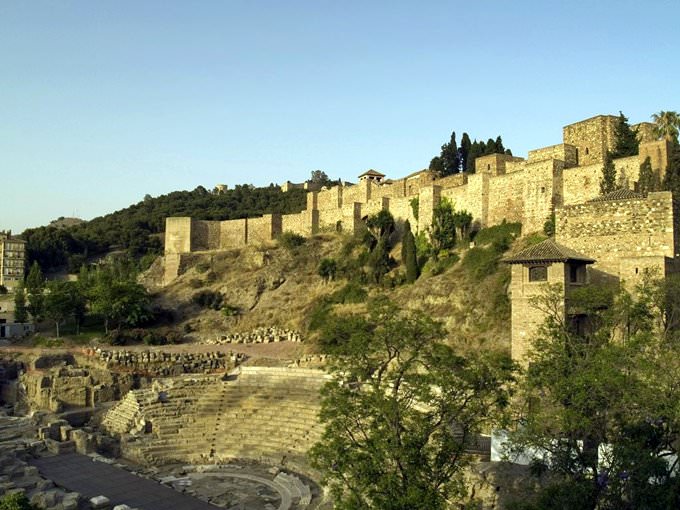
[585,147,590,155]
[540,186,546,193]
[487,164,491,170]
[635,267,639,274]
[529,266,548,282]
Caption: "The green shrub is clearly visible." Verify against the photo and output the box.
[188,278,203,289]
[472,221,521,247]
[278,231,306,250]
[425,252,460,276]
[318,258,338,281]
[543,214,555,237]
[106,331,128,346]
[33,335,63,348]
[143,332,168,346]
[222,304,241,317]
[309,300,333,332]
[191,290,224,310]
[332,282,368,304]
[0,492,36,510]
[462,247,500,280]
[195,261,211,273]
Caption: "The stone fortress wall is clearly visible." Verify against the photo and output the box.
[163,115,673,283]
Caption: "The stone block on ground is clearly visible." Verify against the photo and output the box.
[45,438,76,455]
[89,495,110,509]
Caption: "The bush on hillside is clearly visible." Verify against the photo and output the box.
[471,221,521,247]
[278,231,306,250]
[462,222,520,280]
[191,290,224,310]
[318,258,338,282]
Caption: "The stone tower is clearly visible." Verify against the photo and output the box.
[562,115,618,167]
[504,239,595,363]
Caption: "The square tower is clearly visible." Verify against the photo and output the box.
[563,115,618,166]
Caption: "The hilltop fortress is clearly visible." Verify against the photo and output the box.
[164,113,673,283]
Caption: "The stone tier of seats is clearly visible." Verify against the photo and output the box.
[112,368,330,467]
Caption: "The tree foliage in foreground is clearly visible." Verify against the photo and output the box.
[311,299,515,510]
[509,276,680,510]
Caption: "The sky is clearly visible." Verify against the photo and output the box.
[1,1,679,233]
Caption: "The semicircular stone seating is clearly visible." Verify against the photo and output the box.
[103,367,331,469]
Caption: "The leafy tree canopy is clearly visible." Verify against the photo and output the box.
[510,275,680,510]
[311,298,515,510]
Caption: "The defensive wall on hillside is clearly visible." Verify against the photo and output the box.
[163,115,672,283]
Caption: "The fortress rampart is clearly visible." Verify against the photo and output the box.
[163,115,671,283]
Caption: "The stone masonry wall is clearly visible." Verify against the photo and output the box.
[191,220,220,251]
[640,139,671,179]
[562,163,602,206]
[556,191,676,279]
[164,217,192,254]
[487,170,525,227]
[220,218,247,247]
[248,214,282,244]
[522,160,564,233]
[528,144,578,168]
[563,115,617,167]
[163,114,676,284]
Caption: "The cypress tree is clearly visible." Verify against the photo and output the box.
[460,133,472,173]
[485,138,497,155]
[495,136,505,154]
[440,132,459,175]
[610,111,639,158]
[662,140,680,193]
[637,157,658,194]
[401,221,419,283]
[14,284,28,323]
[600,152,618,195]
[25,261,45,321]
[466,141,482,173]
[429,156,445,176]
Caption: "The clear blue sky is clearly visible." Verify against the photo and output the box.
[1,1,678,232]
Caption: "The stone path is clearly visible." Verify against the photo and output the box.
[31,453,217,510]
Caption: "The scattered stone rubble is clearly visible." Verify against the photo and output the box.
[0,415,83,510]
[207,327,302,345]
[89,348,246,375]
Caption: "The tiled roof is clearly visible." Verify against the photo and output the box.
[358,169,385,177]
[588,189,644,202]
[503,239,595,264]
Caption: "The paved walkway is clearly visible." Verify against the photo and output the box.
[31,453,217,510]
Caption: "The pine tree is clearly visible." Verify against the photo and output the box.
[610,111,639,158]
[13,284,28,323]
[600,152,618,195]
[401,220,419,283]
[485,138,497,155]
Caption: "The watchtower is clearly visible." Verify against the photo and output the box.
[505,239,595,363]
